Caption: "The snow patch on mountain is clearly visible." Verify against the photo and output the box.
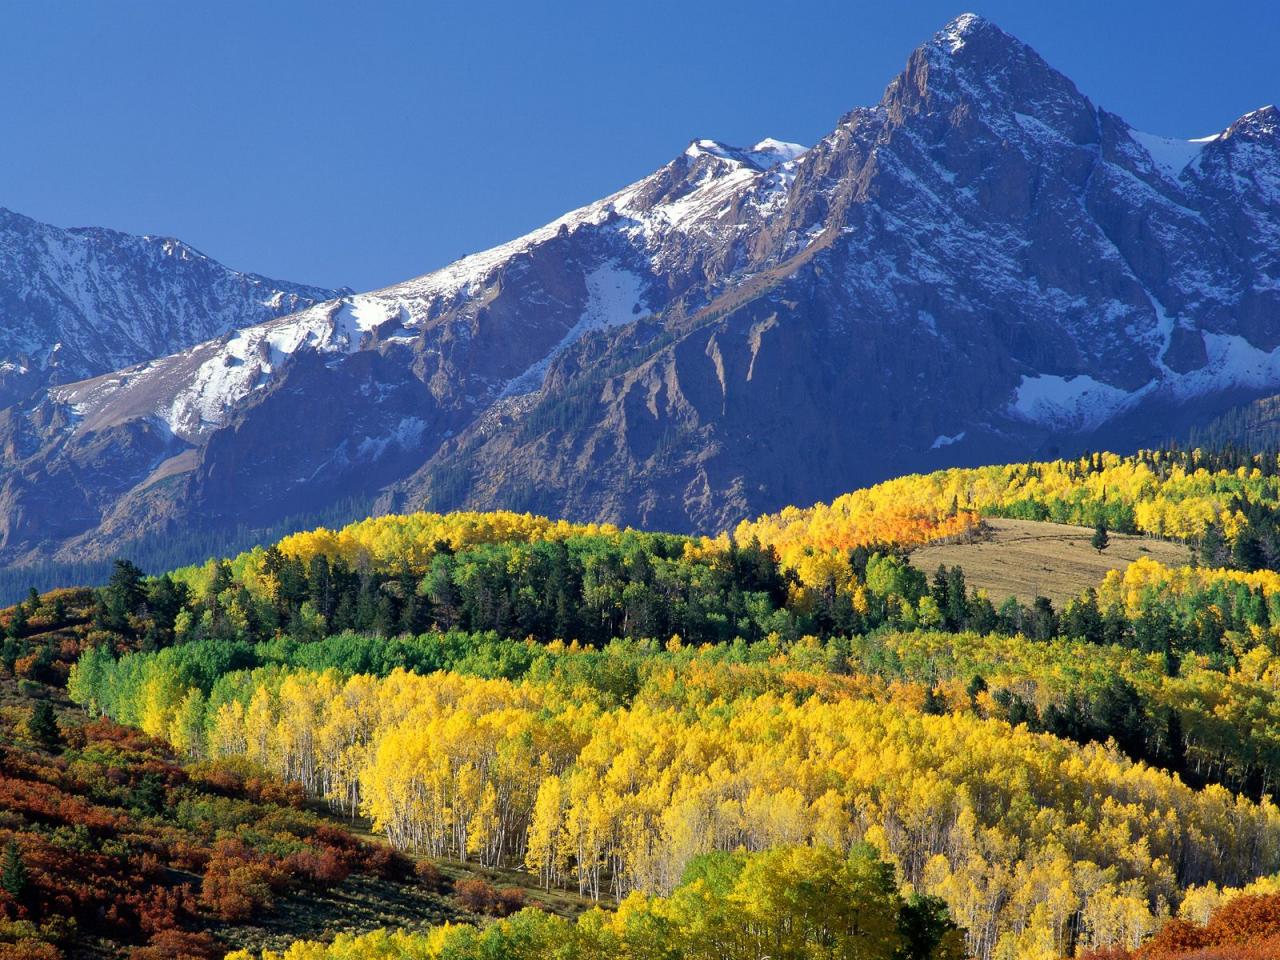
[1171,334,1280,399]
[0,207,341,398]
[1009,374,1138,431]
[385,131,807,315]
[164,305,341,435]
[1011,334,1280,432]
[357,416,428,460]
[746,139,808,168]
[502,262,647,397]
[1130,130,1217,179]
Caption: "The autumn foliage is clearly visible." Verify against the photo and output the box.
[0,713,405,958]
[1079,893,1280,959]
[23,449,1280,959]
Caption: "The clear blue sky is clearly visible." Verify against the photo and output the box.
[2,1,1275,291]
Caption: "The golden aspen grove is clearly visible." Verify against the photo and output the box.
[36,449,1280,959]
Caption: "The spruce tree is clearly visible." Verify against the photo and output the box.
[944,565,969,630]
[966,674,988,705]
[7,602,27,639]
[0,841,26,898]
[1233,532,1264,572]
[1201,524,1227,567]
[1091,520,1110,554]
[26,699,61,748]
[922,687,947,715]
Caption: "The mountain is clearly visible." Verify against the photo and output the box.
[1,12,1278,564]
[0,206,344,406]
[1184,392,1280,452]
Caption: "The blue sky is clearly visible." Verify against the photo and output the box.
[2,1,1275,291]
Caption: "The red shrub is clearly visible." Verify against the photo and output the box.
[135,883,197,934]
[454,877,497,913]
[311,822,361,852]
[79,718,160,753]
[12,656,43,682]
[1128,894,1280,960]
[361,843,413,881]
[284,846,350,887]
[493,886,526,917]
[128,929,219,960]
[1138,918,1212,957]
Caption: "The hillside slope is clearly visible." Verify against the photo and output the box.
[910,518,1191,604]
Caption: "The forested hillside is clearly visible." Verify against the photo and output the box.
[9,451,1280,958]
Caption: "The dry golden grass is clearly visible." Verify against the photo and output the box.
[909,518,1191,606]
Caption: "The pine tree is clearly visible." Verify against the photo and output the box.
[966,674,988,706]
[1030,596,1057,640]
[1091,520,1110,554]
[1233,532,1264,572]
[27,699,61,748]
[944,565,969,630]
[96,558,146,634]
[7,602,27,639]
[1201,524,1227,567]
[922,687,947,715]
[0,841,27,898]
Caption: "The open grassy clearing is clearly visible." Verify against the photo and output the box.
[910,518,1191,605]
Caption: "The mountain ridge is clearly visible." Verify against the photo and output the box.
[0,204,347,408]
[1,12,1278,563]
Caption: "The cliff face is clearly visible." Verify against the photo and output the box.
[2,14,1278,561]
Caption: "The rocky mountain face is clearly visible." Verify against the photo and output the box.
[0,207,343,407]
[1,13,1278,563]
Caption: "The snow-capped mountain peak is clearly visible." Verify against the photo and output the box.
[1225,104,1279,140]
[1,14,1277,563]
[683,138,807,171]
[0,207,344,407]
[936,11,994,51]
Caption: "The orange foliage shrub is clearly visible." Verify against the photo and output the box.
[1204,895,1280,946]
[1093,893,1280,960]
[1138,918,1211,957]
[198,854,274,922]
[494,886,526,917]
[0,942,61,960]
